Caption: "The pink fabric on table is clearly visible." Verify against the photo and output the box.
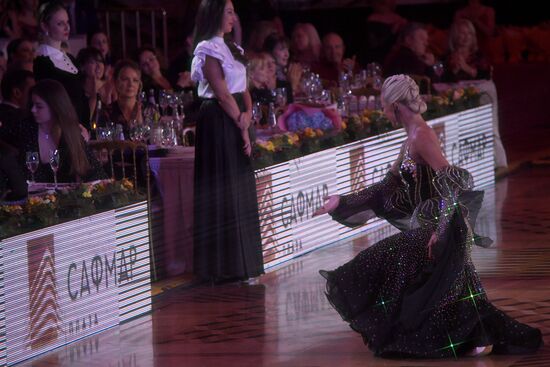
[277,103,343,132]
[149,151,195,277]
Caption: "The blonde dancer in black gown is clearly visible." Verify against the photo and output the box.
[314,75,542,358]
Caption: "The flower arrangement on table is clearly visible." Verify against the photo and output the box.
[0,178,144,239]
[424,86,483,119]
[251,88,485,170]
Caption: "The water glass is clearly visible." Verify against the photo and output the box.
[275,88,287,107]
[252,102,262,125]
[49,149,60,189]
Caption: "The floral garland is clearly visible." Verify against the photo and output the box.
[0,179,143,240]
[252,86,484,170]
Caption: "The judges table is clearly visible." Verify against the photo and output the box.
[0,201,152,367]
[149,148,195,278]
[148,104,496,273]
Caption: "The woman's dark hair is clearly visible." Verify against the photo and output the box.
[86,30,107,46]
[262,33,289,54]
[192,0,226,48]
[113,59,141,81]
[6,38,26,62]
[193,0,247,65]
[38,1,66,25]
[135,45,157,62]
[31,79,90,177]
[76,47,105,69]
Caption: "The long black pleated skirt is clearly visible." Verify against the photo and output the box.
[193,94,264,282]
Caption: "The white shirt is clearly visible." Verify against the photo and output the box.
[191,36,246,98]
[36,44,78,74]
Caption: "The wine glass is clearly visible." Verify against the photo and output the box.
[275,88,287,107]
[49,149,60,189]
[26,151,39,183]
[159,90,169,116]
[433,61,445,81]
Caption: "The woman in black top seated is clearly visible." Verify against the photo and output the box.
[33,1,89,128]
[16,79,106,183]
[108,60,143,138]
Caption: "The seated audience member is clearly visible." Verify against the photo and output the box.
[167,33,194,90]
[454,0,496,57]
[0,0,39,40]
[88,30,115,79]
[0,52,7,93]
[34,1,89,128]
[247,20,278,56]
[367,0,407,34]
[312,32,357,87]
[0,69,35,146]
[0,138,27,201]
[443,19,490,82]
[290,23,321,68]
[108,60,143,137]
[249,53,293,106]
[384,22,436,80]
[15,79,105,183]
[248,56,270,105]
[137,46,173,95]
[263,33,302,96]
[363,0,408,64]
[77,47,116,118]
[6,38,35,72]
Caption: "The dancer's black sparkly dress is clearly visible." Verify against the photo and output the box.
[321,148,542,358]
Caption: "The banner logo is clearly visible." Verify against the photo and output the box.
[27,234,62,349]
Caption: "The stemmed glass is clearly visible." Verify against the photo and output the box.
[49,149,60,189]
[26,151,39,183]
[159,90,169,116]
[433,61,445,81]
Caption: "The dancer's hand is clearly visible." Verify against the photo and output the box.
[313,195,340,217]
[427,232,437,259]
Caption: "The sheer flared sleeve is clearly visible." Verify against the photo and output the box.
[330,171,411,230]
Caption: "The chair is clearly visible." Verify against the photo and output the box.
[182,127,196,146]
[409,74,432,95]
[88,140,157,279]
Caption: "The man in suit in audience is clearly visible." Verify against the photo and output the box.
[312,32,357,87]
[0,134,27,201]
[0,69,35,149]
[384,22,436,80]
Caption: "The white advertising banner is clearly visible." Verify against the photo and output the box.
[0,201,152,366]
[2,211,119,365]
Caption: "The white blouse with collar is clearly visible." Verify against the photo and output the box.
[191,36,247,98]
[36,44,78,74]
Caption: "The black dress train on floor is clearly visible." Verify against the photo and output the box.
[321,154,542,358]
[193,94,264,282]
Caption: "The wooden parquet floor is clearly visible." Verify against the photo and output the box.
[20,166,550,367]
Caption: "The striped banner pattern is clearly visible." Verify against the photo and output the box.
[257,105,496,269]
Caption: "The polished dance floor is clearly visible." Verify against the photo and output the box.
[21,165,550,367]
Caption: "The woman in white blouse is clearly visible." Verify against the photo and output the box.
[191,0,264,284]
[33,1,89,128]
